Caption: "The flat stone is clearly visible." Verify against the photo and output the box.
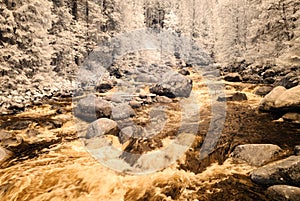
[251,155,300,186]
[231,144,283,166]
[267,185,300,201]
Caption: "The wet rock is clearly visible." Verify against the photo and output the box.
[95,79,114,93]
[0,131,22,148]
[267,185,300,201]
[263,69,276,79]
[120,138,163,165]
[295,146,300,156]
[282,113,300,124]
[242,74,262,84]
[119,125,146,143]
[143,96,153,105]
[217,92,247,102]
[263,77,276,84]
[85,118,119,139]
[178,69,190,76]
[108,66,122,78]
[273,86,300,111]
[74,95,112,122]
[135,74,158,83]
[111,104,135,120]
[254,86,273,96]
[3,120,32,130]
[275,72,300,89]
[251,155,300,186]
[149,72,192,98]
[259,86,287,111]
[155,96,172,103]
[231,144,283,166]
[0,147,12,164]
[224,73,242,82]
[129,100,142,108]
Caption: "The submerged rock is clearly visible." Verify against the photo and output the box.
[231,144,283,166]
[251,156,300,186]
[267,185,300,201]
[150,72,192,98]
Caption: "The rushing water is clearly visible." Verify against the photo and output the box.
[0,74,297,201]
[1,69,299,200]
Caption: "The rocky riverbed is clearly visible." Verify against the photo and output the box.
[0,58,299,200]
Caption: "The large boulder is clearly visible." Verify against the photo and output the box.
[267,185,300,201]
[84,118,119,139]
[74,95,112,122]
[259,86,300,112]
[251,156,300,186]
[259,86,287,111]
[150,72,192,98]
[274,86,300,111]
[231,144,283,166]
